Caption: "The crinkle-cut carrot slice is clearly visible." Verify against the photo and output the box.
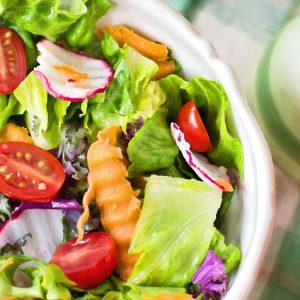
[76,125,141,280]
[106,25,169,61]
[152,60,176,80]
[0,123,33,144]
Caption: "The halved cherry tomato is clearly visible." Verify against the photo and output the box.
[0,26,26,94]
[0,141,65,202]
[177,100,212,152]
[50,232,117,289]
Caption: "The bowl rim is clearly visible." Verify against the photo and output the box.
[109,0,276,299]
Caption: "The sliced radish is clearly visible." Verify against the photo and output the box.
[0,209,64,261]
[171,122,233,192]
[0,199,82,261]
[34,39,113,102]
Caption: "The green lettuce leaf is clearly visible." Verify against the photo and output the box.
[210,229,241,273]
[123,284,188,300]
[158,75,243,175]
[0,94,23,131]
[128,175,222,287]
[106,284,188,300]
[0,0,88,38]
[127,111,178,178]
[41,97,71,149]
[157,154,197,180]
[66,0,111,48]
[0,255,75,299]
[13,71,48,139]
[85,34,164,137]
[72,279,115,300]
[100,277,189,300]
[13,72,70,149]
[0,0,16,14]
[0,255,118,299]
[100,34,159,118]
[159,74,183,121]
[180,77,243,175]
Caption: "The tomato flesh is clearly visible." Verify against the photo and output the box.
[177,100,212,152]
[0,26,26,94]
[0,142,65,202]
[50,232,117,289]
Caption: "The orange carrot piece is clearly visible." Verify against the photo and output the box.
[106,25,169,61]
[152,60,176,80]
[76,175,95,243]
[0,123,33,144]
[143,294,193,300]
[76,125,141,280]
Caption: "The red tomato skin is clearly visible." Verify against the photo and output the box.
[0,26,26,94]
[50,232,117,289]
[177,100,212,152]
[0,142,65,202]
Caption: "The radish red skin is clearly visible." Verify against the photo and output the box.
[171,122,233,192]
[34,69,113,102]
[34,39,113,102]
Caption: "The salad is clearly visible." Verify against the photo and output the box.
[0,1,243,299]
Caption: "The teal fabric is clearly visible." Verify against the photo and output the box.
[261,208,300,300]
[163,0,300,299]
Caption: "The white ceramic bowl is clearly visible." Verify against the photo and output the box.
[0,1,275,299]
[99,1,275,299]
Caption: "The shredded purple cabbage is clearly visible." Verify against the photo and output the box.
[12,198,82,217]
[0,198,82,235]
[53,125,89,198]
[56,125,89,181]
[123,118,144,141]
[192,250,228,299]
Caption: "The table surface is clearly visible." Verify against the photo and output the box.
[163,1,300,299]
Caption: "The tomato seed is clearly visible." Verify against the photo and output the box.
[0,165,7,173]
[25,153,31,161]
[5,31,12,38]
[37,160,45,168]
[5,173,12,180]
[38,182,47,190]
[6,49,14,55]
[3,39,10,47]
[18,182,25,188]
[16,152,22,158]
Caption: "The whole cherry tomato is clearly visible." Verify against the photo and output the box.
[50,232,117,289]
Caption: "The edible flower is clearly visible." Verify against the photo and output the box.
[191,250,228,299]
[123,118,144,141]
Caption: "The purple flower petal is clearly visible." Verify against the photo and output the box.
[192,250,228,299]
[123,117,144,141]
